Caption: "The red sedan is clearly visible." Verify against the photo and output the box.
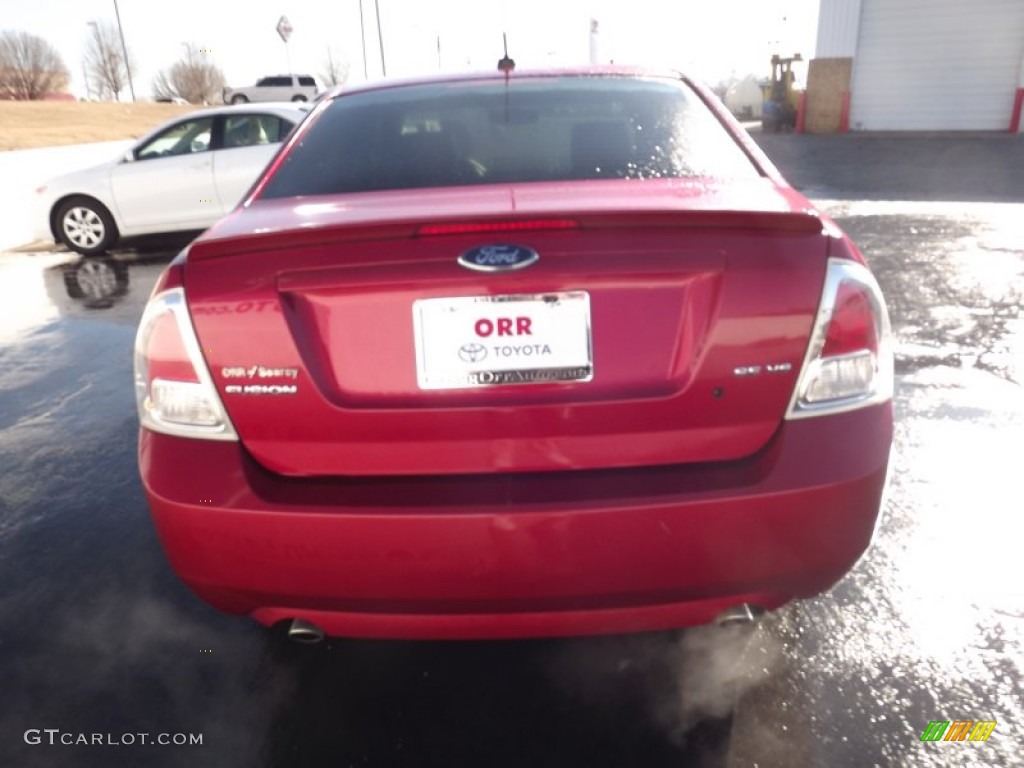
[134,68,893,641]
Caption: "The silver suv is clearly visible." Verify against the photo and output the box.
[223,74,319,104]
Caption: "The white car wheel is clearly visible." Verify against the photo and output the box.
[56,197,116,255]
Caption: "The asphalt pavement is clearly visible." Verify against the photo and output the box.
[755,131,1024,203]
[0,132,1021,767]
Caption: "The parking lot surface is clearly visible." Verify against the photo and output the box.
[1,133,1021,767]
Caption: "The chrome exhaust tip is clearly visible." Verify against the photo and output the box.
[286,618,326,644]
[714,603,765,628]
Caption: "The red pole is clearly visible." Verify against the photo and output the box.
[795,92,807,133]
[839,91,851,133]
[1009,88,1024,133]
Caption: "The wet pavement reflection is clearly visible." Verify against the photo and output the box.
[0,242,736,768]
[725,190,1024,766]
[2,135,1023,766]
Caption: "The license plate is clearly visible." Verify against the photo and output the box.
[413,292,593,390]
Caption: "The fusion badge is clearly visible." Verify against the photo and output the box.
[221,365,299,395]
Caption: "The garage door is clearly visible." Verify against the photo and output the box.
[850,0,1024,130]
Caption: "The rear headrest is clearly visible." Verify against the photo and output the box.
[395,130,458,186]
[571,122,633,178]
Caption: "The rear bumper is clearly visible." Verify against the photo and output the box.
[31,194,56,243]
[139,403,892,639]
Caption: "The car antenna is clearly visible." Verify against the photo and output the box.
[497,33,515,73]
[497,33,515,123]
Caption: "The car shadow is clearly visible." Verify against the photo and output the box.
[258,628,742,768]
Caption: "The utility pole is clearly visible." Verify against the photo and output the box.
[112,0,135,101]
[84,21,97,99]
[358,0,368,79]
[374,0,386,76]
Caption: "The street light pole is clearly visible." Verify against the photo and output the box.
[374,0,386,76]
[85,21,98,99]
[357,0,368,79]
[111,0,136,101]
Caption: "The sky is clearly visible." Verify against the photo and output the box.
[2,0,818,98]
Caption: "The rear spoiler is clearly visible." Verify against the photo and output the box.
[189,209,823,262]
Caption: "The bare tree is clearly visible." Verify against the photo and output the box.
[83,21,133,101]
[0,30,69,100]
[153,44,226,104]
[320,47,349,88]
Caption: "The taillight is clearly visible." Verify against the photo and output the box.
[133,287,237,440]
[786,258,893,419]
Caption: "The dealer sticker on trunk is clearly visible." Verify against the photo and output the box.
[413,292,593,390]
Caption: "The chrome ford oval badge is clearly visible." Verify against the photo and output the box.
[457,244,539,272]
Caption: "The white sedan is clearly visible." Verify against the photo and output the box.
[34,104,308,255]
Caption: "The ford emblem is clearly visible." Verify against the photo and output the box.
[457,244,539,272]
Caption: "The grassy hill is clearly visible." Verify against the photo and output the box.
[0,101,195,151]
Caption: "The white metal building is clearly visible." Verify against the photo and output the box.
[816,0,1024,131]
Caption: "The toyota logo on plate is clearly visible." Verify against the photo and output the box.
[458,343,488,363]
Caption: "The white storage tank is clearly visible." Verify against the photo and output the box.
[725,76,764,119]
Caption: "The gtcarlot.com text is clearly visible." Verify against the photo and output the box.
[24,729,202,746]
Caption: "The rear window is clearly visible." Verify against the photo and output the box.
[260,76,760,199]
[223,114,289,147]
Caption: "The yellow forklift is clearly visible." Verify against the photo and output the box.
[761,54,802,132]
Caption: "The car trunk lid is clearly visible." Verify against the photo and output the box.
[186,178,828,476]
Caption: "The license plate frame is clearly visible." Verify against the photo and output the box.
[413,292,593,390]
